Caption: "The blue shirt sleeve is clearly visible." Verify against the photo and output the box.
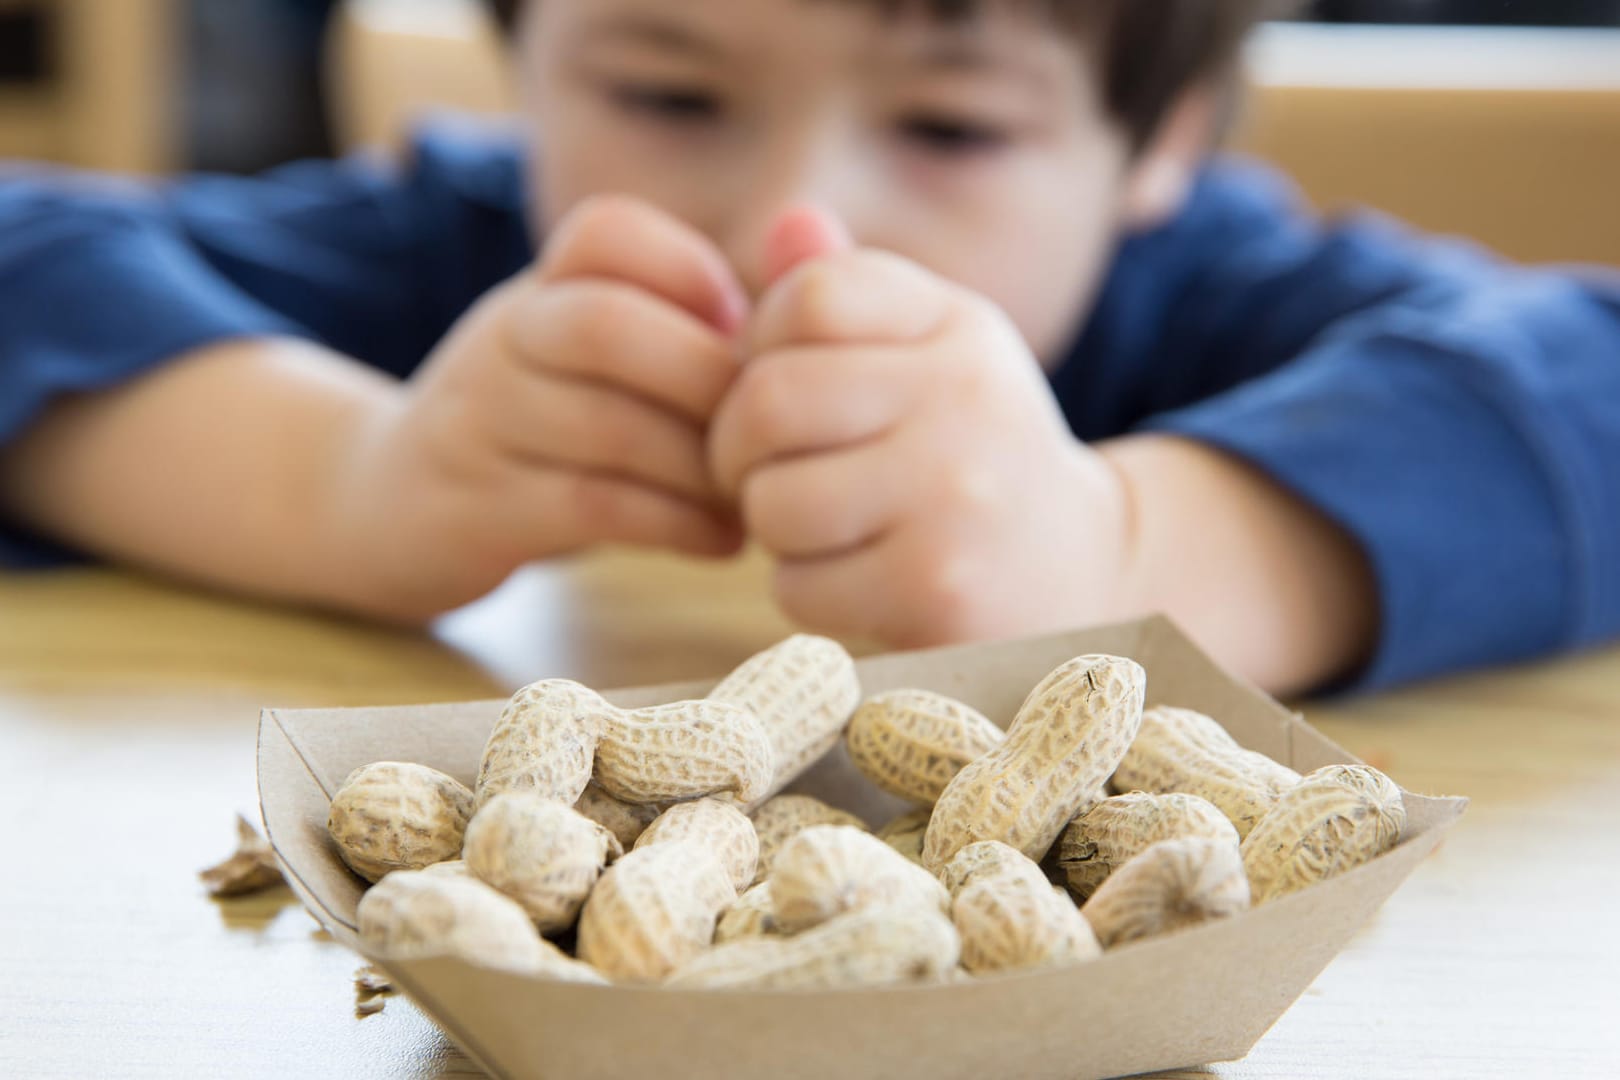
[1060,157,1620,690]
[0,123,531,429]
[0,123,532,567]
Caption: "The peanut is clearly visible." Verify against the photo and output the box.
[938,837,1030,896]
[714,881,778,944]
[575,799,748,983]
[593,698,774,806]
[922,654,1145,872]
[770,825,949,934]
[708,635,861,806]
[748,794,868,885]
[942,841,1100,974]
[1242,763,1406,903]
[846,689,1005,805]
[477,680,606,809]
[876,807,932,866]
[1111,706,1302,839]
[419,860,470,879]
[632,798,759,893]
[479,680,774,810]
[1080,836,1250,948]
[575,842,736,984]
[666,903,960,990]
[462,793,621,933]
[357,870,606,983]
[1056,791,1239,901]
[574,783,660,850]
[328,762,474,883]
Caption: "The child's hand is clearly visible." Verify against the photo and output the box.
[709,209,1132,646]
[333,196,748,620]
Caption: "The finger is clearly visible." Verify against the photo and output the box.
[540,195,749,335]
[738,436,914,559]
[484,373,719,504]
[500,462,744,559]
[708,344,921,498]
[772,523,973,646]
[508,279,741,423]
[763,204,853,289]
[748,248,954,354]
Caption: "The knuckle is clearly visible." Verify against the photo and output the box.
[565,472,624,534]
[958,294,1030,362]
[939,460,1000,518]
[781,261,844,341]
[738,472,788,547]
[553,284,639,373]
[733,361,798,444]
[956,289,1008,330]
[592,411,643,472]
[457,281,533,368]
[558,194,644,251]
[420,393,496,486]
[937,351,1005,418]
[905,548,980,643]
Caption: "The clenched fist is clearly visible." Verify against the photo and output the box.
[710,208,1132,646]
[332,196,749,620]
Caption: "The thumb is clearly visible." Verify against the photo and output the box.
[763,205,854,288]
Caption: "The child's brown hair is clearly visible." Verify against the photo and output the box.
[483,0,1288,150]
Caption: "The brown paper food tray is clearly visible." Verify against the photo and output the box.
[259,615,1465,1080]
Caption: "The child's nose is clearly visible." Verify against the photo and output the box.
[720,143,867,299]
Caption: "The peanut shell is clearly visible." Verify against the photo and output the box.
[476,680,607,809]
[922,654,1145,871]
[944,842,1100,974]
[633,798,760,894]
[357,870,605,983]
[1111,706,1302,839]
[1057,791,1239,901]
[1241,763,1405,903]
[666,903,960,990]
[575,842,737,984]
[749,794,868,885]
[714,881,778,944]
[1081,836,1250,948]
[846,689,1005,804]
[709,635,861,806]
[462,793,620,932]
[770,825,949,934]
[594,698,774,806]
[573,783,661,850]
[328,762,474,883]
[876,807,932,866]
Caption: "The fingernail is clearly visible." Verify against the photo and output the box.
[764,204,854,287]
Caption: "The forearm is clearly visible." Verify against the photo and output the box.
[0,337,402,614]
[1100,433,1377,697]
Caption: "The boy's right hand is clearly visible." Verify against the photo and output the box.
[330,196,748,622]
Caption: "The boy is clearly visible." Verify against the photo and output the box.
[0,0,1616,696]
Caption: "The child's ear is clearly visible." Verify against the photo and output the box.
[1120,86,1223,231]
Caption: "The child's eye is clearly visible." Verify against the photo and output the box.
[610,84,722,124]
[898,115,1010,156]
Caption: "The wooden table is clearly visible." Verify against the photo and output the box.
[2,552,1617,1078]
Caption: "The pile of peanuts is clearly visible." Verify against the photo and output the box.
[328,636,1406,990]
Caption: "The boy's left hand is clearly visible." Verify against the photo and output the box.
[710,219,1133,646]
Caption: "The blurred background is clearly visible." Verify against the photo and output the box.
[1,0,1617,262]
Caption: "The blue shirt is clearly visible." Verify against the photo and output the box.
[3,126,1618,691]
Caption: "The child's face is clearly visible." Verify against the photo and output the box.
[519,0,1142,365]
